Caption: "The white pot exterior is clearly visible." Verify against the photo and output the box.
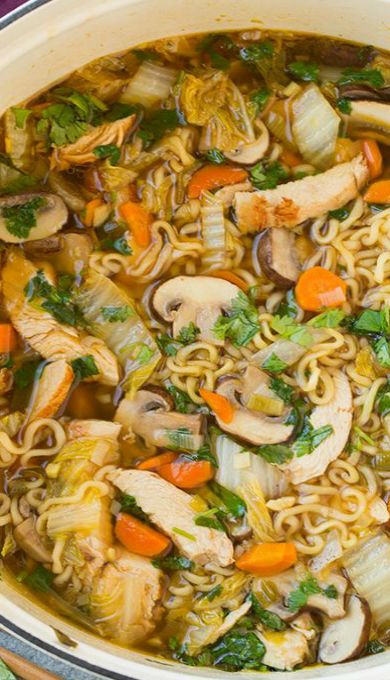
[1,1,390,677]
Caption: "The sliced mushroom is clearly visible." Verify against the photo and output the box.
[0,192,68,243]
[234,154,369,232]
[24,236,63,256]
[257,628,309,671]
[14,516,52,563]
[256,228,300,288]
[152,275,241,345]
[115,386,205,449]
[339,84,390,103]
[347,100,390,145]
[29,359,74,420]
[319,595,371,664]
[214,366,294,445]
[281,370,352,484]
[314,41,374,67]
[224,120,269,165]
[53,114,135,170]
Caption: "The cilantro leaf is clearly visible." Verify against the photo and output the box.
[250,161,288,190]
[336,97,352,114]
[213,291,260,347]
[106,102,139,122]
[14,360,41,390]
[138,109,179,148]
[134,343,154,365]
[276,290,299,319]
[209,481,246,518]
[0,658,16,680]
[176,322,200,345]
[343,308,390,336]
[270,376,294,404]
[308,309,346,328]
[152,555,194,571]
[372,336,390,368]
[250,88,270,113]
[287,61,319,82]
[292,418,333,457]
[166,384,193,413]
[23,564,54,592]
[338,68,385,88]
[156,333,180,356]
[323,584,338,599]
[133,49,157,62]
[250,594,286,631]
[206,584,223,601]
[93,143,121,165]
[24,269,84,327]
[255,444,293,464]
[12,107,32,129]
[270,315,312,347]
[239,41,274,62]
[261,353,288,373]
[286,575,322,612]
[100,235,132,255]
[195,512,226,531]
[366,640,385,655]
[182,444,218,467]
[120,493,149,522]
[2,196,46,239]
[71,355,99,380]
[205,148,225,164]
[329,207,350,220]
[101,305,133,322]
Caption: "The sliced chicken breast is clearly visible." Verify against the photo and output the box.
[282,370,352,484]
[257,629,309,671]
[234,154,369,232]
[29,359,74,420]
[109,469,234,567]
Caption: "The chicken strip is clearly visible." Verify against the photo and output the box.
[234,154,369,232]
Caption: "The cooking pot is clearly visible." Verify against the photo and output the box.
[1,1,390,677]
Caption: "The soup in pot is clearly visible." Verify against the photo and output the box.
[1,28,390,672]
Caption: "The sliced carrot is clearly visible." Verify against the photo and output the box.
[0,324,17,353]
[199,388,234,423]
[120,201,152,247]
[137,451,177,471]
[236,542,297,576]
[279,148,303,168]
[158,459,214,489]
[364,179,390,204]
[208,269,249,292]
[362,139,383,180]
[187,165,248,199]
[295,267,347,311]
[83,198,103,227]
[115,512,171,557]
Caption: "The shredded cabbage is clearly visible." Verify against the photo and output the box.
[292,84,340,169]
[121,62,177,107]
[201,192,226,270]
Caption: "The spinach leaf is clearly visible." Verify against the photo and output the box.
[336,98,352,114]
[213,291,260,347]
[338,68,385,88]
[100,235,132,255]
[239,41,274,62]
[250,161,288,190]
[120,493,150,523]
[254,444,293,464]
[138,109,179,148]
[250,88,270,113]
[2,196,46,239]
[23,564,54,592]
[152,555,194,571]
[209,481,246,518]
[287,61,319,82]
[71,355,99,380]
[166,384,193,413]
[250,593,286,631]
[14,360,41,390]
[269,376,294,404]
[93,143,121,165]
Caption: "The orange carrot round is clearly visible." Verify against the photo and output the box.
[120,201,152,247]
[115,512,171,557]
[0,324,18,353]
[199,388,234,423]
[361,139,383,180]
[279,148,303,168]
[295,267,347,311]
[364,179,390,204]
[207,270,249,292]
[158,459,214,489]
[236,542,297,576]
[187,165,248,199]
[137,451,177,471]
[83,198,103,227]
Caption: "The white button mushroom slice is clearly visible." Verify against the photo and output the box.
[347,100,390,145]
[214,367,294,445]
[256,228,301,288]
[115,387,205,449]
[67,419,122,441]
[14,517,52,563]
[2,249,119,386]
[282,370,352,484]
[234,154,369,232]
[319,595,371,664]
[29,359,74,420]
[108,469,234,567]
[224,120,270,165]
[0,192,68,243]
[257,628,309,671]
[53,114,136,170]
[152,275,242,345]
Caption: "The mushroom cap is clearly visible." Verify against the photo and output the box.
[319,595,371,664]
[256,227,301,288]
[0,192,68,243]
[152,275,241,344]
[215,366,294,445]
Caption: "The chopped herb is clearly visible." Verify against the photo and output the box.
[138,109,179,148]
[277,289,299,319]
[250,88,270,112]
[195,514,225,531]
[343,308,390,336]
[206,584,223,601]
[373,336,390,368]
[156,333,180,356]
[40,88,107,146]
[197,33,234,72]
[209,481,246,518]
[106,102,139,122]
[250,160,288,190]
[133,48,157,61]
[71,355,99,380]
[292,418,333,457]
[250,593,286,631]
[12,107,32,128]
[120,493,149,522]
[23,564,54,592]
[177,322,200,345]
[210,52,230,70]
[336,97,352,114]
[14,360,41,390]
[172,526,196,541]
[213,291,260,347]
[166,384,193,413]
[338,68,385,88]
[101,305,133,322]
[25,269,84,327]
[2,196,45,239]
[93,143,121,165]
[323,584,338,599]
[287,575,338,612]
[152,555,194,571]
[377,383,390,416]
[262,353,288,373]
[205,148,225,164]
[287,61,319,82]
[366,640,385,655]
[270,376,294,404]
[308,309,346,328]
[195,629,266,671]
[183,444,218,467]
[329,207,350,220]
[255,443,293,464]
[0,173,37,196]
[270,315,312,347]
[101,235,132,255]
[166,426,193,450]
[239,41,274,62]
[135,343,154,365]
